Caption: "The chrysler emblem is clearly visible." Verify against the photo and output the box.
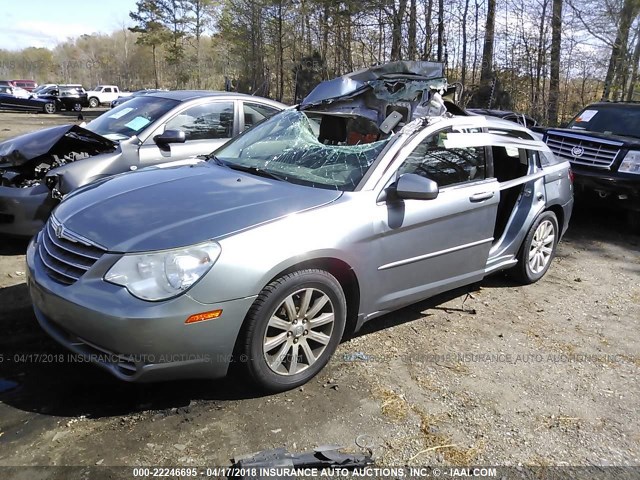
[55,223,65,239]
[571,146,584,157]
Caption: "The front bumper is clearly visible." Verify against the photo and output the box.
[0,184,54,237]
[572,167,640,207]
[26,236,256,382]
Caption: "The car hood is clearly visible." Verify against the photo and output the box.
[0,124,115,167]
[53,162,343,252]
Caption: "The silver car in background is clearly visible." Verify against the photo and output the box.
[0,91,284,236]
[26,63,573,392]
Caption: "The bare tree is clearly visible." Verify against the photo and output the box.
[480,0,495,84]
[548,0,562,126]
[408,0,418,59]
[602,0,640,99]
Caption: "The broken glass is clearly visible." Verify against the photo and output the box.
[215,110,390,191]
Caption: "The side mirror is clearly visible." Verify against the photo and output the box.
[395,173,439,200]
[154,129,186,148]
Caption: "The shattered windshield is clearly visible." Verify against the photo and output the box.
[213,109,390,191]
[85,96,180,141]
[567,105,640,139]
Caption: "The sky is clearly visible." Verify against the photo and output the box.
[0,0,138,51]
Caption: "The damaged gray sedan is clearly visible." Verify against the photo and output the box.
[0,91,284,236]
[27,62,573,392]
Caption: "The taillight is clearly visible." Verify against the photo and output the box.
[568,168,574,183]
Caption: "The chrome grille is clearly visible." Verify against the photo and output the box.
[38,217,106,285]
[545,132,622,169]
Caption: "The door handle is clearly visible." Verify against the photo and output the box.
[469,192,495,202]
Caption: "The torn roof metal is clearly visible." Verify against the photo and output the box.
[301,61,447,108]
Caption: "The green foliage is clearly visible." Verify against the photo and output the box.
[129,0,172,48]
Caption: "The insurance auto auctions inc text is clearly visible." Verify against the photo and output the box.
[219,467,497,478]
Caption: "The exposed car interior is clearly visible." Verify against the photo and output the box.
[492,145,531,241]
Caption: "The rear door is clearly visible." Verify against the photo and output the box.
[370,125,499,312]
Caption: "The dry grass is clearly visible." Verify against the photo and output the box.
[373,372,484,464]
[372,387,409,421]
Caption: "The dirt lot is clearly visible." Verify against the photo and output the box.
[0,110,638,473]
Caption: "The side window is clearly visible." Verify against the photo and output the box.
[243,102,280,130]
[104,87,112,93]
[398,127,486,187]
[165,102,235,140]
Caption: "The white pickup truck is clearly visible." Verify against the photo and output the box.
[86,85,131,108]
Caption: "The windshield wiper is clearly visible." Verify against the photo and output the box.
[206,155,286,182]
[224,163,287,182]
[203,153,225,165]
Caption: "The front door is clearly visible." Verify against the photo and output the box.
[138,100,237,166]
[370,126,499,312]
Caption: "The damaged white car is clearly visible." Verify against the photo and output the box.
[0,91,284,236]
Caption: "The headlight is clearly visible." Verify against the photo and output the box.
[619,151,640,174]
[104,241,221,301]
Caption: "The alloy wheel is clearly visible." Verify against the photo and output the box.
[528,219,555,274]
[262,288,335,375]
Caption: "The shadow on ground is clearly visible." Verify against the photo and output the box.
[0,280,268,419]
[0,237,30,256]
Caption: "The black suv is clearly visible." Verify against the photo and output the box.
[542,102,640,229]
[36,86,88,112]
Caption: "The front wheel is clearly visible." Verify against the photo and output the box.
[43,102,56,114]
[241,269,346,392]
[510,211,559,284]
[89,97,99,108]
[72,102,83,112]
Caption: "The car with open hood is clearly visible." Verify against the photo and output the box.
[0,90,284,237]
[26,62,574,392]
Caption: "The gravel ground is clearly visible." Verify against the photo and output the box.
[0,110,638,473]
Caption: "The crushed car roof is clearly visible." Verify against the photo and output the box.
[301,61,446,107]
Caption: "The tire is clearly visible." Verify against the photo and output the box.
[72,102,83,112]
[510,211,559,284]
[44,102,56,114]
[89,97,99,108]
[241,269,346,392]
